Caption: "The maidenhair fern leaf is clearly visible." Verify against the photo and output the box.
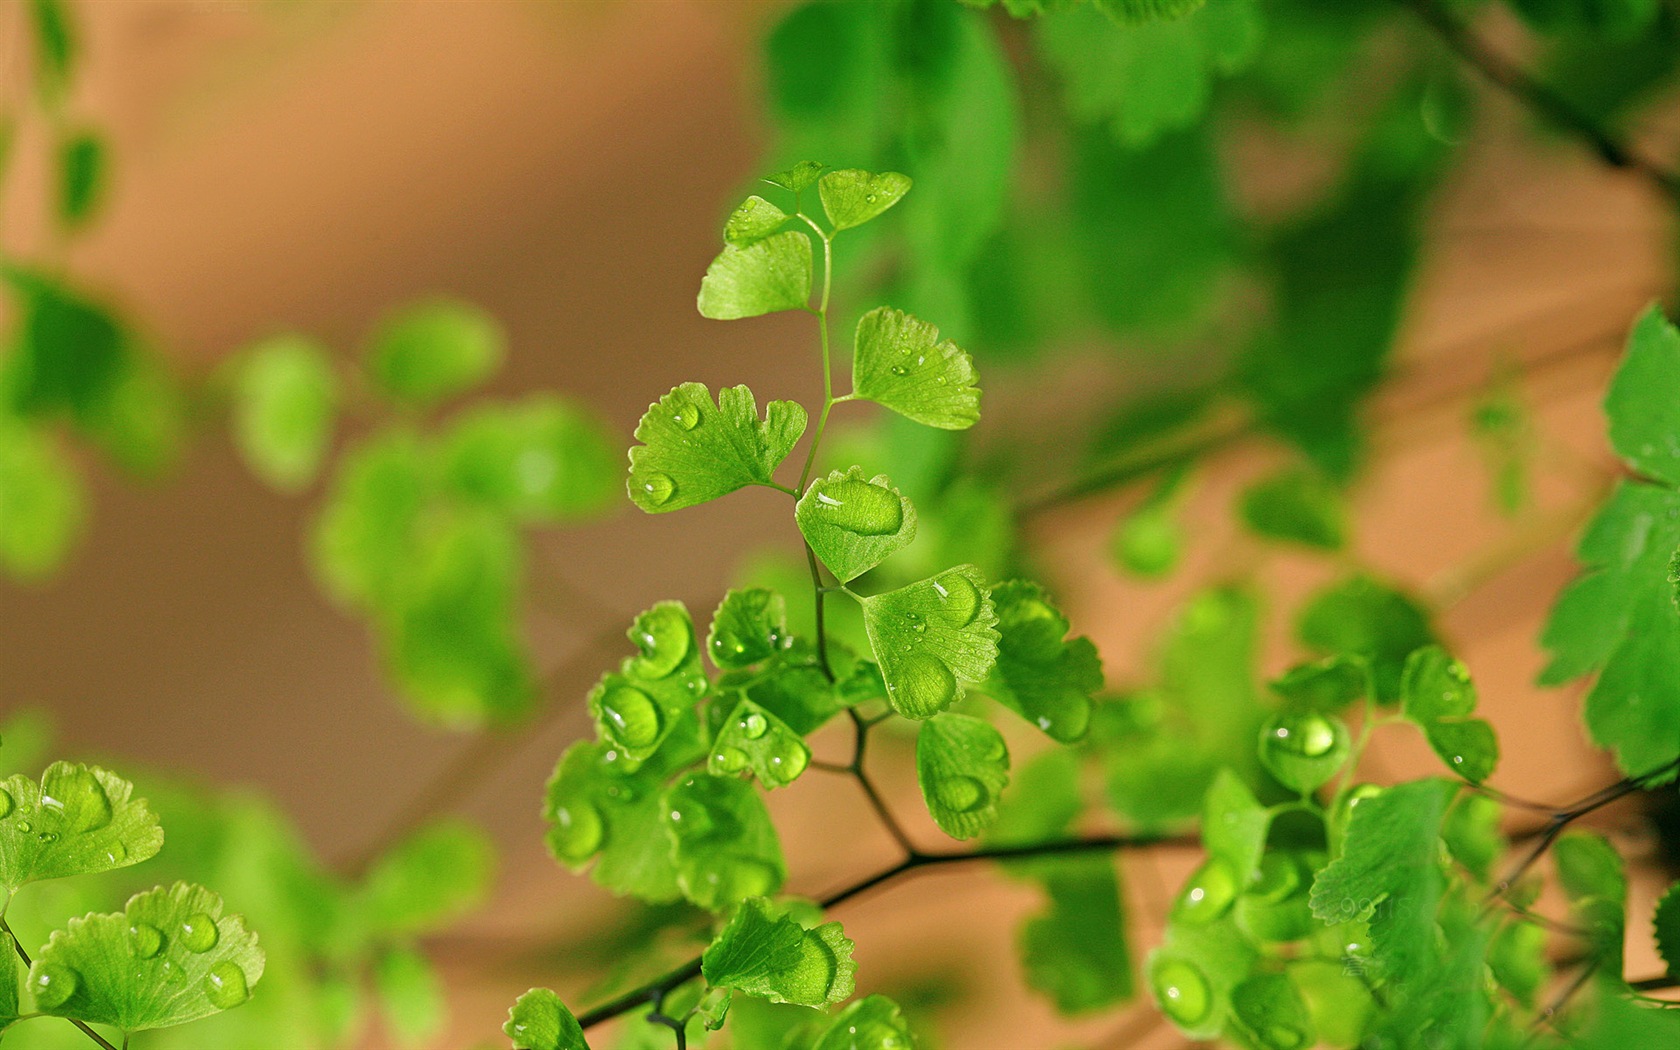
[701,897,856,1008]
[0,762,162,896]
[505,988,589,1050]
[796,468,917,583]
[628,383,807,513]
[850,307,981,431]
[860,566,1000,718]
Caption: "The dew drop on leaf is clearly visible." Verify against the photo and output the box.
[895,653,957,715]
[37,831,59,844]
[600,684,664,748]
[931,571,982,626]
[632,605,690,678]
[204,961,250,1009]
[1265,1025,1307,1050]
[16,821,31,834]
[1172,858,1237,924]
[641,471,677,507]
[551,800,604,861]
[711,747,749,774]
[935,775,987,813]
[32,963,78,1010]
[1270,715,1337,757]
[1153,959,1211,1026]
[811,478,903,536]
[672,401,702,431]
[180,913,220,953]
[741,712,769,740]
[129,922,165,959]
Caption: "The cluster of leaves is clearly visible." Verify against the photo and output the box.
[223,300,620,728]
[510,165,1118,1049]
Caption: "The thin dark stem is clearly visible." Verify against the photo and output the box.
[1395,0,1680,200]
[645,989,687,1050]
[1531,958,1600,1037]
[1629,975,1680,992]
[1,921,119,1050]
[574,831,1186,1031]
[804,543,835,682]
[846,710,917,859]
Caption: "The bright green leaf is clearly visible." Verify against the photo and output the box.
[57,129,104,229]
[1201,769,1270,885]
[916,713,1009,840]
[0,762,161,897]
[1230,972,1314,1050]
[0,421,85,580]
[588,602,706,764]
[1268,656,1370,714]
[1096,0,1207,21]
[860,565,1000,718]
[1238,466,1346,551]
[438,397,619,523]
[505,988,588,1050]
[1488,919,1546,1007]
[697,231,813,320]
[358,818,494,936]
[707,588,789,670]
[701,897,856,1008]
[373,945,444,1049]
[231,334,339,492]
[1019,856,1133,1014]
[0,927,17,1033]
[366,298,503,408]
[663,773,786,911]
[762,161,825,193]
[1606,304,1680,486]
[627,383,807,513]
[1287,959,1375,1049]
[708,700,810,789]
[983,580,1101,742]
[1309,778,1456,982]
[810,994,916,1050]
[988,748,1083,852]
[1441,792,1504,883]
[851,307,980,431]
[1147,917,1257,1039]
[817,169,911,231]
[796,467,916,583]
[29,881,264,1031]
[311,429,430,611]
[1296,576,1435,703]
[1110,502,1184,579]
[725,195,791,247]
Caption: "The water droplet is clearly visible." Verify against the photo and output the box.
[810,478,902,536]
[600,684,664,749]
[205,961,250,1009]
[1153,960,1211,1026]
[631,605,690,678]
[1265,1025,1306,1050]
[640,471,676,507]
[16,821,30,834]
[931,571,982,626]
[935,775,987,813]
[37,831,58,844]
[1272,715,1336,757]
[129,923,164,959]
[32,964,78,1010]
[864,192,877,203]
[671,401,702,431]
[1172,858,1237,924]
[181,913,219,953]
[1247,852,1302,903]
[0,789,11,818]
[60,768,112,832]
[106,842,127,865]
[773,744,809,783]
[1259,711,1350,794]
[551,799,604,861]
[710,747,750,774]
[889,365,908,377]
[892,653,956,717]
[741,712,769,740]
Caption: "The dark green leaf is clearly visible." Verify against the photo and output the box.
[57,129,104,229]
[2,270,129,425]
[796,467,916,582]
[850,307,981,431]
[817,169,911,231]
[1267,656,1370,714]
[1657,880,1680,977]
[29,881,264,1031]
[0,762,162,896]
[860,566,1000,718]
[627,383,807,513]
[231,334,339,492]
[725,195,792,247]
[983,580,1102,743]
[662,773,786,911]
[358,819,493,936]
[366,298,503,408]
[697,231,813,320]
[0,926,17,1033]
[916,713,1009,840]
[987,748,1083,851]
[1296,575,1435,702]
[1238,466,1346,550]
[701,898,856,1008]
[505,988,588,1050]
[1019,856,1133,1014]
[708,700,810,789]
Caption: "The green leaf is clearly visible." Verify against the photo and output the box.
[697,231,813,320]
[27,0,74,98]
[1656,881,1680,976]
[817,169,911,231]
[988,748,1083,851]
[1230,972,1314,1050]
[1267,656,1370,714]
[1238,466,1346,551]
[708,700,810,789]
[311,429,430,611]
[505,988,588,1050]
[0,927,17,1033]
[231,334,339,492]
[1036,0,1261,147]
[1555,831,1627,970]
[29,881,264,1031]
[1147,917,1257,1039]
[725,195,791,247]
[588,602,707,764]
[1604,302,1680,485]
[1441,792,1504,883]
[701,897,856,1008]
[707,588,789,670]
[1487,918,1547,1006]
[983,580,1101,742]
[1201,769,1271,885]
[762,161,825,193]
[373,945,444,1049]
[1019,856,1133,1014]
[860,566,1000,718]
[358,818,494,936]
[1257,710,1351,795]
[850,307,981,431]
[628,383,808,513]
[542,714,705,902]
[1309,778,1456,982]
[438,397,619,523]
[1110,502,1184,579]
[663,773,786,911]
[796,467,917,582]
[2,270,129,425]
[916,713,1009,840]
[0,762,162,897]
[366,298,503,408]
[57,129,104,229]
[810,994,916,1050]
[0,421,85,579]
[1095,0,1207,21]
[1296,575,1435,703]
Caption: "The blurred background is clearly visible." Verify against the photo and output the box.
[1,0,1678,1047]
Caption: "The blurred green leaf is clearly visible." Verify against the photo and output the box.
[28,0,74,100]
[983,580,1101,743]
[1019,856,1133,1014]
[1399,646,1499,783]
[1238,466,1346,551]
[439,396,618,523]
[232,335,339,492]
[366,299,503,409]
[358,819,493,937]
[0,421,85,579]
[57,129,104,230]
[1296,576,1434,703]
[372,945,443,1049]
[1656,880,1680,977]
